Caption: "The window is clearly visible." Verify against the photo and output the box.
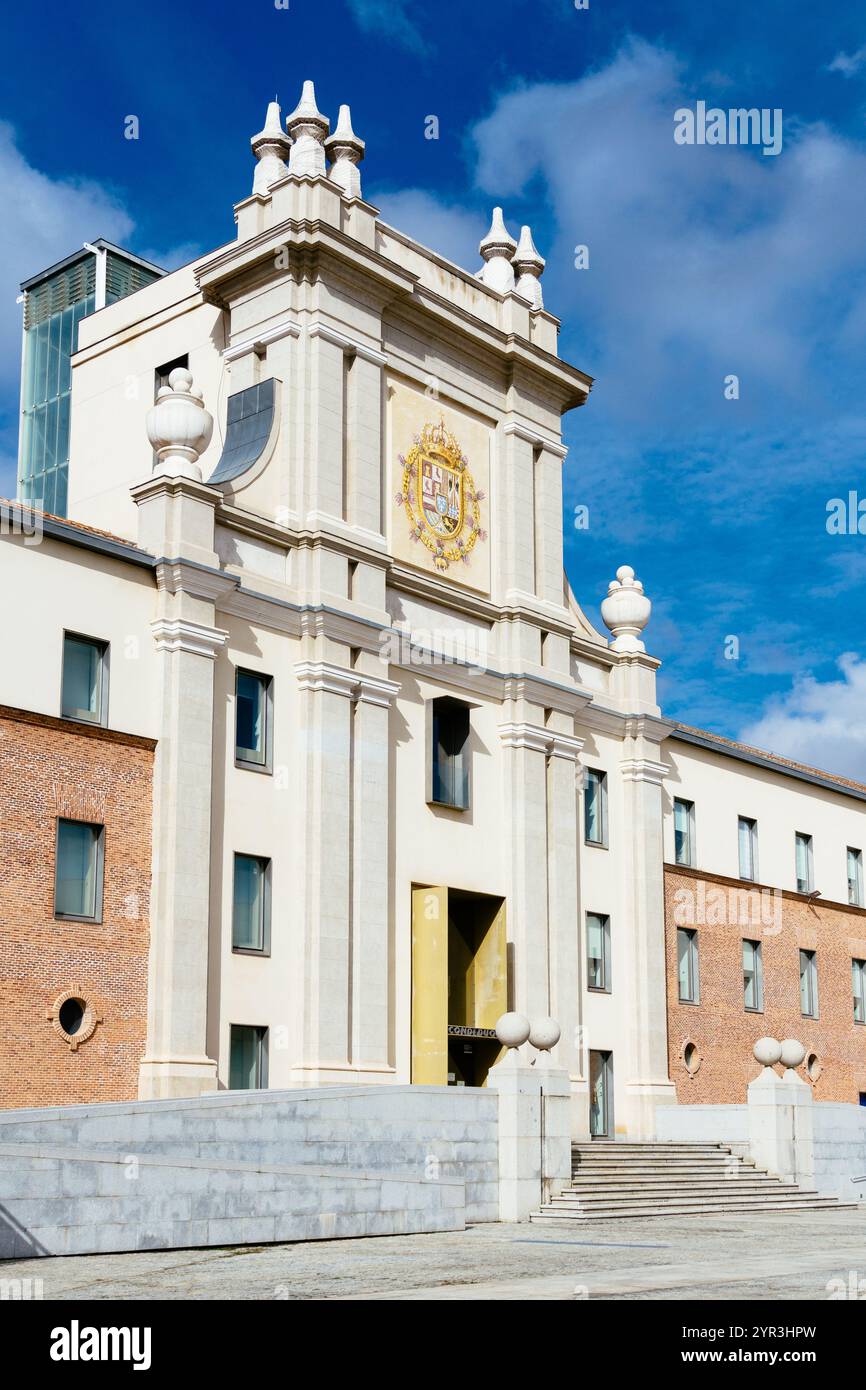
[795,833,814,894]
[673,798,695,867]
[61,633,108,724]
[235,669,273,770]
[799,949,819,1019]
[853,959,866,1025]
[743,939,763,1012]
[738,816,758,881]
[584,769,608,846]
[54,819,104,921]
[586,913,611,992]
[232,854,271,954]
[677,928,700,1003]
[429,698,470,809]
[848,848,863,907]
[229,1024,268,1090]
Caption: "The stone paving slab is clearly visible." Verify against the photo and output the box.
[1,1207,865,1300]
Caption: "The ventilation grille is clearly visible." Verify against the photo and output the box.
[24,258,96,330]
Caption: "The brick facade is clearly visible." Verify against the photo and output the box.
[665,864,866,1105]
[0,706,154,1108]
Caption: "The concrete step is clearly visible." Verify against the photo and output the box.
[571,1165,758,1178]
[572,1143,730,1154]
[563,1181,802,1197]
[530,1198,852,1222]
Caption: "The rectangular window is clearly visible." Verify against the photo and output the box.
[743,938,763,1012]
[235,669,273,770]
[853,959,866,1025]
[584,769,608,846]
[795,833,814,894]
[677,928,700,1004]
[674,798,695,867]
[799,949,819,1019]
[586,913,611,992]
[61,632,108,724]
[229,1024,268,1090]
[232,854,271,954]
[848,848,863,908]
[54,819,104,921]
[430,698,470,809]
[738,816,758,882]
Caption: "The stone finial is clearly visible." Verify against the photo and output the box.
[324,104,365,199]
[512,225,545,309]
[495,1012,531,1050]
[251,99,291,196]
[752,1036,782,1080]
[145,368,213,481]
[479,207,517,293]
[779,1038,806,1081]
[285,79,330,178]
[600,564,652,653]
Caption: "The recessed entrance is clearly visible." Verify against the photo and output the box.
[411,885,506,1087]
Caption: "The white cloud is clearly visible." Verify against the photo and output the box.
[372,188,485,271]
[739,654,866,780]
[828,47,866,78]
[346,0,429,54]
[0,122,134,389]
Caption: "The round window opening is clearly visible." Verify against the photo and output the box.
[807,1052,821,1082]
[58,997,85,1037]
[683,1041,701,1076]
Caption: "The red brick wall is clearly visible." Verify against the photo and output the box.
[0,707,154,1108]
[665,865,866,1105]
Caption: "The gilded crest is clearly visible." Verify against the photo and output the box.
[397,421,485,573]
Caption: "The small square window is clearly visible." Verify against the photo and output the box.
[743,938,763,1012]
[54,819,104,922]
[738,816,758,882]
[674,798,695,867]
[61,633,108,725]
[847,848,863,907]
[232,854,271,954]
[800,949,819,1019]
[585,769,608,846]
[235,669,273,770]
[229,1024,268,1090]
[586,913,611,992]
[795,833,814,894]
[677,928,700,1004]
[429,698,470,810]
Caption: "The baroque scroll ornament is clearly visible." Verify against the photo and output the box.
[396,420,486,574]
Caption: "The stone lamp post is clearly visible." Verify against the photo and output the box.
[145,368,213,482]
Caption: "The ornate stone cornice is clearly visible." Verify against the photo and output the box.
[155,559,239,602]
[294,661,400,706]
[499,722,584,761]
[620,756,670,786]
[501,421,568,458]
[151,618,229,659]
[223,318,301,361]
[306,321,387,364]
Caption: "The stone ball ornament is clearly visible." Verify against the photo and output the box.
[779,1039,806,1070]
[146,367,213,482]
[495,1012,531,1049]
[753,1036,782,1067]
[529,1016,561,1051]
[601,564,652,653]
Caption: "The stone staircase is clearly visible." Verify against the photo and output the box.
[530,1141,852,1223]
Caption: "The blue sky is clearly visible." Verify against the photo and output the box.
[3,0,866,775]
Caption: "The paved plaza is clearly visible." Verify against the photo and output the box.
[3,1208,865,1301]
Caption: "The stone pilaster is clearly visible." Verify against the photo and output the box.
[133,476,229,1099]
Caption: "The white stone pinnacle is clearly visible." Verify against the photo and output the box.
[600,564,652,653]
[286,80,330,178]
[512,224,545,310]
[251,100,291,196]
[325,104,365,199]
[479,207,517,293]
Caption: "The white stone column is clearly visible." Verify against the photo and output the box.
[546,727,589,1132]
[533,442,568,606]
[488,1053,572,1221]
[133,477,229,1099]
[619,725,678,1137]
[302,329,345,525]
[497,425,536,601]
[499,723,551,1022]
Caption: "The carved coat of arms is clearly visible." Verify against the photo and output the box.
[397,421,486,573]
